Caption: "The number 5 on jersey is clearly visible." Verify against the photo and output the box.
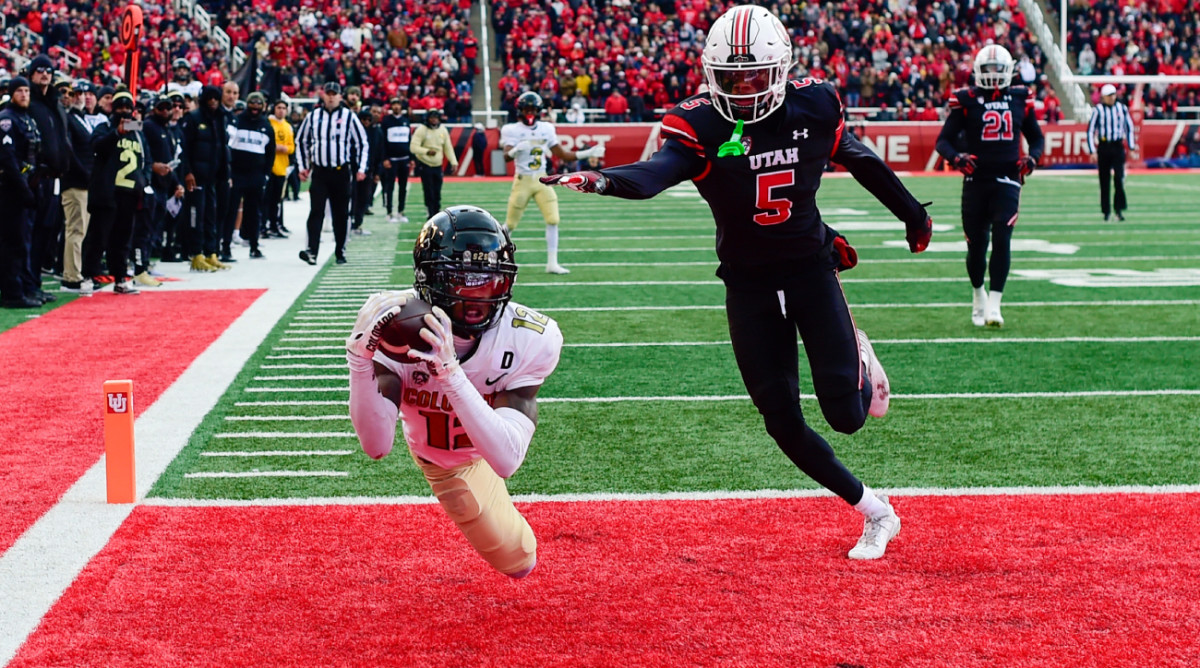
[754,170,794,226]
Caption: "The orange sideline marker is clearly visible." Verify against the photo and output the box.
[104,380,136,503]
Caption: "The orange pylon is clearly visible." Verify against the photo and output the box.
[104,380,136,503]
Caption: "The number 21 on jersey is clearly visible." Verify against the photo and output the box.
[982,110,1014,141]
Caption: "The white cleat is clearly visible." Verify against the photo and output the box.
[386,214,397,223]
[985,308,1004,328]
[848,496,901,560]
[397,213,409,224]
[546,263,571,275]
[857,329,890,418]
[972,306,986,327]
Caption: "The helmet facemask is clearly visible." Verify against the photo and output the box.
[703,56,790,124]
[416,260,516,336]
[973,46,1015,90]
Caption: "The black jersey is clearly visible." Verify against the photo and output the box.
[599,79,927,268]
[935,85,1044,178]
[380,113,412,161]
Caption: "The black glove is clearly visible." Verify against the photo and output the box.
[951,153,977,175]
[540,171,608,194]
[1016,156,1037,183]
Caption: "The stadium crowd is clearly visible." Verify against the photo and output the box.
[1064,0,1200,119]
[0,0,479,119]
[491,0,1061,122]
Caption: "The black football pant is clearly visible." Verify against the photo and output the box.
[26,178,61,292]
[83,191,138,282]
[217,175,234,255]
[352,170,375,229]
[183,185,217,258]
[306,166,351,259]
[723,256,873,506]
[380,158,410,215]
[263,174,286,232]
[0,201,33,301]
[416,161,444,218]
[229,176,266,253]
[1097,141,1127,216]
[129,192,161,275]
[962,176,1021,293]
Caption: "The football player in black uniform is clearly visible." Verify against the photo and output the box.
[543,4,932,560]
[936,45,1044,327]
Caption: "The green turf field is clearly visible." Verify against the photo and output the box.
[148,172,1200,500]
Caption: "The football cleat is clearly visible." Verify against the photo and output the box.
[972,290,987,327]
[848,496,901,560]
[545,263,570,275]
[113,281,140,295]
[857,329,890,418]
[986,308,1004,328]
[134,271,162,287]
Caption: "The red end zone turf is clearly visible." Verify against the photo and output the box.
[12,494,1200,666]
[0,290,264,554]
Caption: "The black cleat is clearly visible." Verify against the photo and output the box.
[299,250,317,265]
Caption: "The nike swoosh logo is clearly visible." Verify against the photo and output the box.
[485,373,508,386]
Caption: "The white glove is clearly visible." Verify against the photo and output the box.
[576,145,605,160]
[406,306,460,378]
[506,140,532,158]
[346,291,410,360]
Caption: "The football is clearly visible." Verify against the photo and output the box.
[376,298,435,363]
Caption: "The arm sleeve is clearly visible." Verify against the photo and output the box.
[348,353,399,460]
[833,131,927,229]
[1087,109,1099,154]
[1125,105,1137,150]
[436,369,535,479]
[295,112,312,171]
[935,107,965,160]
[1022,105,1045,161]
[599,139,705,200]
[443,130,458,167]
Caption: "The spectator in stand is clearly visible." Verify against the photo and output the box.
[604,88,629,122]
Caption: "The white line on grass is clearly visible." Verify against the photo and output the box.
[214,432,357,438]
[225,415,348,421]
[261,364,347,369]
[183,471,349,479]
[537,299,1200,312]
[265,354,345,359]
[534,390,1200,403]
[138,483,1200,507]
[201,450,355,457]
[541,255,1200,267]
[253,375,348,381]
[235,401,348,406]
[245,387,348,393]
[561,336,1200,348]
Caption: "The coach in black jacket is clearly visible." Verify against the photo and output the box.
[131,95,182,283]
[226,92,275,259]
[180,85,230,271]
[61,83,97,292]
[26,54,81,300]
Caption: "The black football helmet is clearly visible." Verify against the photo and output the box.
[414,206,518,337]
[516,91,542,126]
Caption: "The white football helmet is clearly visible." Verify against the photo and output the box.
[701,5,793,124]
[973,44,1015,90]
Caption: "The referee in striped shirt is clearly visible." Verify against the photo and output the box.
[295,82,369,265]
[1087,84,1138,221]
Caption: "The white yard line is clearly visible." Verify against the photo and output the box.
[138,483,1200,508]
[201,450,354,457]
[231,389,1200,401]
[537,300,1200,313]
[225,415,347,421]
[560,336,1200,347]
[183,471,348,479]
[213,432,357,439]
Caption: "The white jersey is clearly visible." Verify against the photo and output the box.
[500,120,559,176]
[166,80,203,99]
[375,298,563,470]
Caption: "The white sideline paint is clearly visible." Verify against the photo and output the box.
[137,483,1200,508]
[231,389,1200,402]
[0,199,326,666]
[225,415,348,421]
[236,401,348,407]
[214,432,357,439]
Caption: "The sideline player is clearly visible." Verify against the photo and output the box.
[347,206,562,578]
[542,4,932,560]
[936,44,1044,327]
[501,91,604,274]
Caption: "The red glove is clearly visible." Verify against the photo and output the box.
[540,171,609,194]
[832,234,858,272]
[1016,156,1037,183]
[951,153,977,175]
[907,215,932,253]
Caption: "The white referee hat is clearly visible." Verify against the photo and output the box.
[1100,83,1117,96]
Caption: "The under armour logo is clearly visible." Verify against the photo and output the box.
[793,128,809,140]
[107,393,129,414]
